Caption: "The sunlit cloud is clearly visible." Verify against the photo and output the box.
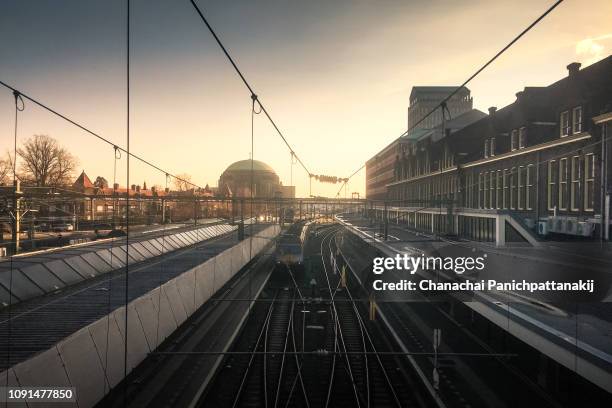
[575,33,612,66]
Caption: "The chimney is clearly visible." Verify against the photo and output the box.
[515,91,524,102]
[113,183,119,190]
[131,184,136,191]
[151,186,156,193]
[567,62,581,77]
[165,187,170,193]
[488,106,497,116]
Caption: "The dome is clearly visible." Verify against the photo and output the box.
[224,159,276,174]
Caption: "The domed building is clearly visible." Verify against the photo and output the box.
[218,159,295,198]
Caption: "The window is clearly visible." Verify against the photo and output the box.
[560,111,570,137]
[503,169,509,209]
[559,158,568,210]
[584,154,594,211]
[490,171,495,209]
[469,173,475,208]
[478,173,483,209]
[511,130,518,150]
[548,160,556,210]
[573,106,583,134]
[518,166,525,210]
[483,172,489,208]
[496,170,502,209]
[490,137,496,157]
[510,167,517,210]
[526,165,535,210]
[484,140,489,158]
[571,156,581,211]
[518,127,527,149]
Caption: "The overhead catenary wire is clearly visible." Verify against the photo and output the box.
[336,0,564,198]
[0,80,201,192]
[188,0,312,178]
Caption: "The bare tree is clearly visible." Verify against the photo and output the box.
[173,173,193,192]
[17,135,78,187]
[0,152,12,185]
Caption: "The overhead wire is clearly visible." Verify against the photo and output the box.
[0,80,202,192]
[188,0,312,178]
[336,0,564,198]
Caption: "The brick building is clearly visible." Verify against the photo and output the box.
[386,57,612,240]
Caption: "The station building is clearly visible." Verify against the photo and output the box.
[385,57,612,241]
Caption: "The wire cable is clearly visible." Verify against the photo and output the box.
[188,0,312,178]
[336,0,564,197]
[0,79,202,192]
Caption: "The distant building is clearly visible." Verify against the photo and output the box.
[218,159,295,199]
[366,86,476,200]
[408,86,473,133]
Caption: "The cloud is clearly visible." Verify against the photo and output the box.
[575,34,612,66]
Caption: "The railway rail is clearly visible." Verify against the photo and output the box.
[198,224,433,408]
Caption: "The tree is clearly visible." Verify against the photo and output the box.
[0,152,12,185]
[17,135,78,187]
[94,176,109,189]
[173,173,193,192]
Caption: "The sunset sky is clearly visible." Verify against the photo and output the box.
[1,0,611,197]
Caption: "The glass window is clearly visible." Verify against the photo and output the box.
[483,172,489,208]
[519,127,527,149]
[511,130,518,150]
[559,158,568,210]
[518,166,525,210]
[571,156,581,211]
[484,140,489,158]
[490,137,496,157]
[503,169,509,209]
[478,173,482,209]
[585,153,594,211]
[573,106,583,134]
[548,160,556,210]
[496,170,502,209]
[510,167,516,210]
[526,165,535,210]
[490,171,495,209]
[560,111,570,137]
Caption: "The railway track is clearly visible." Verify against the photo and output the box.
[199,224,432,408]
[319,226,421,408]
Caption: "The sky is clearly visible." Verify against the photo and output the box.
[1,0,611,198]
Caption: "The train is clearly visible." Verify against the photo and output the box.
[275,221,309,266]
